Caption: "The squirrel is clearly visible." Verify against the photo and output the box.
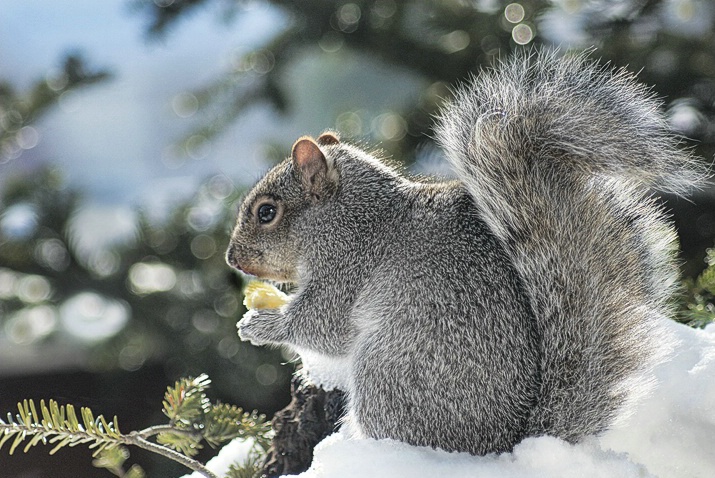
[225,50,706,455]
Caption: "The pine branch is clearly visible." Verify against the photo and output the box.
[681,247,715,327]
[124,432,217,478]
[225,450,264,478]
[205,404,272,451]
[93,447,147,478]
[0,398,218,478]
[163,374,213,427]
[0,374,272,478]
[156,374,271,457]
[0,399,121,456]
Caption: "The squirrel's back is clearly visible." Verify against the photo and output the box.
[435,50,706,439]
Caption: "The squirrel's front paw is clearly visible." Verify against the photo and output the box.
[237,310,260,343]
[237,309,286,346]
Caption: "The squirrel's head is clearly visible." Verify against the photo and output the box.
[225,132,340,283]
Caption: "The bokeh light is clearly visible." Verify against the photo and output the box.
[190,234,217,260]
[59,292,130,342]
[172,92,199,118]
[512,23,534,45]
[439,30,471,54]
[372,112,407,141]
[0,268,17,299]
[0,203,38,239]
[255,363,278,386]
[17,275,52,303]
[185,134,211,160]
[67,205,138,270]
[336,111,364,137]
[129,262,177,295]
[337,3,361,33]
[505,3,526,23]
[669,100,705,136]
[4,306,57,345]
[34,238,71,272]
[319,31,345,53]
[16,126,39,150]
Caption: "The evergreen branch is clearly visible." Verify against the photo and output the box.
[134,424,199,439]
[0,399,218,478]
[0,399,120,456]
[205,404,271,451]
[163,373,213,427]
[155,428,204,457]
[92,446,147,478]
[1,375,270,478]
[225,450,264,478]
[124,432,217,478]
[681,247,715,327]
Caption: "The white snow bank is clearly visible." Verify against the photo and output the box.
[182,438,255,478]
[192,320,715,478]
[297,433,652,478]
[598,319,715,477]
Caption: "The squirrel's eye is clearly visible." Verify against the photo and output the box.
[257,203,277,224]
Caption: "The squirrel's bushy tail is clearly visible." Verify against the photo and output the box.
[436,50,707,440]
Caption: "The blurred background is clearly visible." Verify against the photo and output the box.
[1,0,714,476]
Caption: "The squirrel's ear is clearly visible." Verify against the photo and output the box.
[291,136,337,200]
[317,131,340,146]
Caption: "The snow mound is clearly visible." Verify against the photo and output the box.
[297,433,651,478]
[598,319,715,477]
[192,321,715,478]
[182,438,255,478]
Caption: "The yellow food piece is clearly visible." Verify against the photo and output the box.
[243,281,289,310]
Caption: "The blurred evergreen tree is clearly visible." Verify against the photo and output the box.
[0,166,291,413]
[1,54,110,162]
[129,0,715,275]
[131,0,715,161]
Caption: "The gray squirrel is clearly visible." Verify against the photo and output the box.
[226,50,706,455]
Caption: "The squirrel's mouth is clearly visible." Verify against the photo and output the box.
[226,254,260,277]
[225,246,259,277]
[226,252,296,285]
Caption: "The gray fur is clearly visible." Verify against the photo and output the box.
[226,50,705,455]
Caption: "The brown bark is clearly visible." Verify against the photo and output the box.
[261,375,346,477]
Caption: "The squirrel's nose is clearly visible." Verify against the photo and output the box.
[226,243,260,276]
[226,244,241,270]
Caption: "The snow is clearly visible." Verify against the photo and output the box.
[182,438,256,478]
[598,319,715,477]
[189,320,715,478]
[297,434,652,478]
